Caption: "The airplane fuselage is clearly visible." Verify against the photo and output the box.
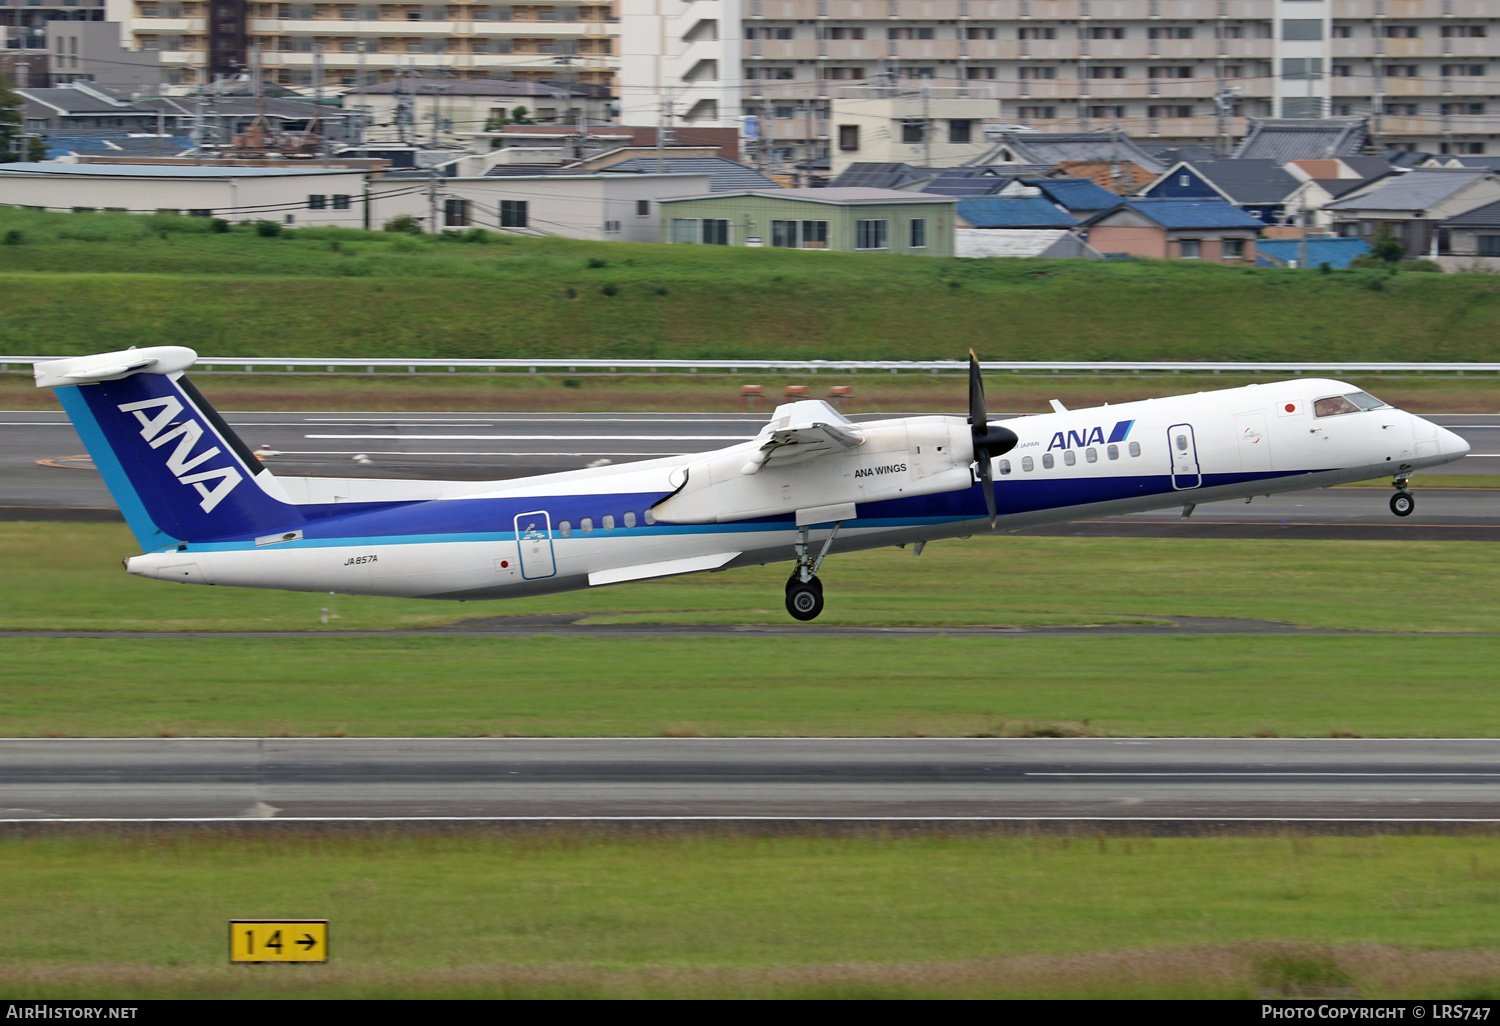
[115,378,1469,601]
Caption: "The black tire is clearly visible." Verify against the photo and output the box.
[785,580,825,621]
[1391,492,1415,517]
[787,571,823,595]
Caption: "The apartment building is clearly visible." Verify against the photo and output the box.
[124,1,618,89]
[621,0,1500,171]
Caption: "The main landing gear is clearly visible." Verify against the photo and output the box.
[785,521,844,622]
[1390,477,1415,518]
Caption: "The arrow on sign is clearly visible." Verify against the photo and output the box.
[297,934,318,951]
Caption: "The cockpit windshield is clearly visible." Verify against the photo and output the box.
[1314,391,1390,418]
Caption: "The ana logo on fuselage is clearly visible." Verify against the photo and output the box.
[1047,420,1135,452]
[855,463,907,479]
[117,395,243,513]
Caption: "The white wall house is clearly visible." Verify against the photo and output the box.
[0,162,370,225]
[369,171,712,241]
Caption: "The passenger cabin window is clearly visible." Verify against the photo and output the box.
[1086,447,1098,463]
[1022,456,1034,472]
[1128,441,1141,457]
[1042,453,1055,469]
[1107,444,1119,460]
[581,517,593,533]
[1063,450,1077,466]
[558,521,571,537]
[624,511,637,528]
[998,459,1011,475]
[603,515,615,530]
[644,509,656,526]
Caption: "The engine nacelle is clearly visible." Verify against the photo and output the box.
[652,416,975,524]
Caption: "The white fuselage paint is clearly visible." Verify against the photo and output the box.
[125,379,1471,600]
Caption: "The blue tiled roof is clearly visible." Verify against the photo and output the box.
[957,197,1078,228]
[1113,198,1266,229]
[1023,177,1120,212]
[1255,238,1371,269]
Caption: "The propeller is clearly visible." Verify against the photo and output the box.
[968,350,1019,529]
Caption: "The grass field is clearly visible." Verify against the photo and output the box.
[2,832,1500,998]
[5,523,1500,737]
[1,208,1499,363]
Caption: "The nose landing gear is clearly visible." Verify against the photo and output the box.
[1390,477,1415,517]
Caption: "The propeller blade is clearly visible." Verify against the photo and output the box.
[968,349,988,438]
[976,449,997,528]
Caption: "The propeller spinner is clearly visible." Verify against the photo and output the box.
[968,350,1019,528]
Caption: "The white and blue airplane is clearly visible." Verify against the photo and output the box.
[35,346,1470,621]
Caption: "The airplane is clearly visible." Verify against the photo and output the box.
[34,345,1470,621]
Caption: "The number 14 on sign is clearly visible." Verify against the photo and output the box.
[230,920,328,963]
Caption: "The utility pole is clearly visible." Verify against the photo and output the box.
[313,43,328,166]
[192,89,205,164]
[656,94,672,173]
[428,165,440,234]
[1298,195,1310,270]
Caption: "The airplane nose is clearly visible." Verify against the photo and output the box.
[1439,425,1471,458]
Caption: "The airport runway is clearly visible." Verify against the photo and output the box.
[3,410,1498,538]
[2,738,1500,822]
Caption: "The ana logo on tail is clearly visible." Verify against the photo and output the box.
[118,396,243,513]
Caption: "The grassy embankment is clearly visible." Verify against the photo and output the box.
[2,833,1500,998]
[0,207,1497,365]
[5,523,1500,737]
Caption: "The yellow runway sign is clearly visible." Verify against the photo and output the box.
[230,920,328,963]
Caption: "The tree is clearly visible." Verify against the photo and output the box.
[0,73,41,163]
[1369,224,1405,264]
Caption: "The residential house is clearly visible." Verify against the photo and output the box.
[660,188,955,256]
[1139,159,1302,225]
[1232,119,1371,162]
[1081,198,1263,263]
[597,157,778,193]
[17,83,159,135]
[344,79,613,150]
[953,197,1095,260]
[974,132,1167,194]
[1438,200,1500,261]
[1324,169,1500,256]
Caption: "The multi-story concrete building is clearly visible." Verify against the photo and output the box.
[621,0,1500,171]
[123,2,619,89]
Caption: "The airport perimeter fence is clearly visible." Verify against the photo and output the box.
[6,357,1500,378]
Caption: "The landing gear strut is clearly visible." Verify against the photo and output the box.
[786,522,843,621]
[1390,477,1415,518]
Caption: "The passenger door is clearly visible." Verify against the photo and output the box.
[513,511,557,580]
[1168,423,1201,490]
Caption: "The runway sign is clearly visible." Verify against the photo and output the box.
[230,920,328,963]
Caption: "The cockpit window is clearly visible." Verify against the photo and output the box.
[1314,395,1359,417]
[1315,391,1390,417]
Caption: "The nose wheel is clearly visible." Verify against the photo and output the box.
[785,573,824,621]
[1390,478,1415,517]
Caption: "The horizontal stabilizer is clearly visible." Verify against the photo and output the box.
[588,551,740,587]
[34,346,198,388]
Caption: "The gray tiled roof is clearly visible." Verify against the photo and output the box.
[980,132,1166,174]
[1325,170,1492,213]
[1232,118,1370,162]
[1440,198,1500,228]
[1176,159,1302,204]
[19,88,138,115]
[601,156,777,192]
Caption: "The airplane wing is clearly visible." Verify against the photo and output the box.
[741,402,866,475]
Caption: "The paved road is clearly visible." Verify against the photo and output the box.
[4,411,1497,538]
[3,738,1499,821]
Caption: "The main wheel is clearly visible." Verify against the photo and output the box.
[1391,492,1415,517]
[785,579,825,621]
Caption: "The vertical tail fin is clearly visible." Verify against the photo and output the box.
[37,347,304,549]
